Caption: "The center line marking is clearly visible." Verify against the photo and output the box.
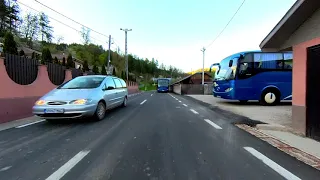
[16,120,45,128]
[204,119,222,129]
[179,101,182,103]
[46,150,90,180]
[190,109,199,114]
[140,100,147,105]
[183,104,188,107]
[243,147,301,180]
[151,94,153,96]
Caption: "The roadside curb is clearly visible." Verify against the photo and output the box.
[236,124,320,171]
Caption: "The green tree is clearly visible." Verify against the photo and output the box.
[54,56,58,64]
[41,47,52,64]
[82,60,89,72]
[66,54,74,68]
[100,65,106,75]
[62,57,66,66]
[92,64,99,74]
[31,52,36,59]
[121,71,125,79]
[112,67,116,76]
[3,31,17,54]
[39,12,53,42]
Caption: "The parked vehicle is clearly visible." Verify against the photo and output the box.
[32,75,128,121]
[210,51,292,105]
[157,78,170,92]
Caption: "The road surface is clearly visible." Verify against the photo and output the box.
[0,92,319,180]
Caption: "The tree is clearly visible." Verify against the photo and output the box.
[54,56,58,64]
[82,60,89,72]
[62,57,66,66]
[41,47,52,64]
[21,12,39,47]
[100,65,106,75]
[66,54,74,68]
[3,31,17,54]
[92,64,99,74]
[19,49,24,56]
[0,0,21,34]
[112,67,116,75]
[80,26,90,45]
[121,71,125,79]
[31,52,35,59]
[39,12,53,42]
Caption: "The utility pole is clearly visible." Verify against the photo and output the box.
[201,47,206,85]
[107,35,111,74]
[120,28,132,81]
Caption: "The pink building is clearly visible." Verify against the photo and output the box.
[260,0,320,140]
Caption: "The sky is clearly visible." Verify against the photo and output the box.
[18,0,296,72]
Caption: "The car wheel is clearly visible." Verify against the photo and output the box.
[260,89,280,106]
[122,96,128,107]
[94,101,106,121]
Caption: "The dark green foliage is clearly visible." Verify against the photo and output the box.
[82,60,89,72]
[19,49,24,56]
[66,54,74,68]
[54,56,58,64]
[3,31,17,54]
[41,47,52,64]
[62,57,66,66]
[100,65,106,75]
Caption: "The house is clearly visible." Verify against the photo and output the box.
[171,72,212,95]
[259,0,320,140]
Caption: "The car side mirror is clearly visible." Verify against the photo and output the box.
[103,86,114,91]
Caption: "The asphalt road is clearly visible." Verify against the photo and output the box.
[0,92,319,180]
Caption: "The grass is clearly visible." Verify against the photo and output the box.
[139,83,156,91]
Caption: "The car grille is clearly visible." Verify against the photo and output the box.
[47,101,67,105]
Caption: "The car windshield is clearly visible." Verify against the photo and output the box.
[158,79,169,87]
[58,76,105,89]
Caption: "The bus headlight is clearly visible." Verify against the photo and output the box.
[225,88,233,92]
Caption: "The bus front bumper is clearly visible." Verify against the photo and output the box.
[213,90,233,99]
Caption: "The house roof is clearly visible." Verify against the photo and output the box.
[260,0,320,49]
[171,72,212,85]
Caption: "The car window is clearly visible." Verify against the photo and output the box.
[113,78,123,88]
[58,76,105,89]
[119,79,127,88]
[105,78,116,89]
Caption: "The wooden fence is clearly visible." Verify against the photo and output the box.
[47,63,66,85]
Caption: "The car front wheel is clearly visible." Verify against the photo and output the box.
[94,101,106,121]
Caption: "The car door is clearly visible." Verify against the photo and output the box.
[119,79,128,97]
[113,78,125,105]
[103,78,117,109]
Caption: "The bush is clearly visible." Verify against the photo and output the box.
[66,54,74,68]
[82,60,89,72]
[100,65,107,75]
[62,57,66,66]
[19,49,25,56]
[41,48,52,64]
[54,56,59,64]
[3,32,18,55]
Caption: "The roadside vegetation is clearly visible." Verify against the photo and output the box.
[0,0,186,82]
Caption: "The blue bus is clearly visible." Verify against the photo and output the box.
[210,51,292,105]
[157,78,170,92]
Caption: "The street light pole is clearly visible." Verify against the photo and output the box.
[201,47,206,85]
[107,35,111,74]
[120,28,132,81]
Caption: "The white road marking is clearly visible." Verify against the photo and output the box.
[243,147,301,180]
[15,120,45,128]
[46,150,90,180]
[204,119,222,129]
[140,100,147,105]
[0,166,12,172]
[151,94,153,96]
[178,101,182,103]
[190,109,199,114]
[183,104,188,107]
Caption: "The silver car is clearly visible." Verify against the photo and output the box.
[33,75,128,121]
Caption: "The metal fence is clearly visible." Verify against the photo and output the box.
[4,54,38,85]
[47,63,66,85]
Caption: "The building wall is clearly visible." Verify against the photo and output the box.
[281,8,320,50]
[292,37,320,135]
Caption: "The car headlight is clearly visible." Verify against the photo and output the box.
[69,99,92,105]
[225,88,233,92]
[35,100,46,105]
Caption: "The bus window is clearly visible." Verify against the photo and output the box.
[238,62,253,79]
[254,53,283,70]
[284,53,293,69]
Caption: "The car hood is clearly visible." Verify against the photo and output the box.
[41,88,97,101]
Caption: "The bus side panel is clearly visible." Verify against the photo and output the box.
[234,79,256,100]
[253,71,292,100]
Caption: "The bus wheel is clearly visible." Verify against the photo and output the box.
[260,89,280,106]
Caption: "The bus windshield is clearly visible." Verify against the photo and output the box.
[215,57,238,81]
[158,79,169,87]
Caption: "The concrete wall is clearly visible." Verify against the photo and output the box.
[281,8,320,50]
[173,84,181,95]
[0,58,139,124]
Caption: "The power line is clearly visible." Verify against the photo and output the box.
[17,1,106,45]
[33,0,111,39]
[206,0,246,48]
